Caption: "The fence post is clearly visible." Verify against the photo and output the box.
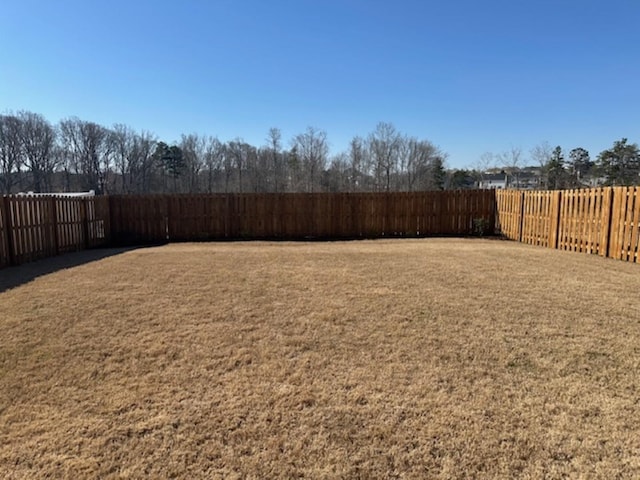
[492,189,498,235]
[50,196,59,255]
[81,199,90,249]
[604,187,616,259]
[108,196,117,246]
[102,196,112,246]
[518,190,525,242]
[164,195,170,242]
[1,196,16,266]
[551,190,562,249]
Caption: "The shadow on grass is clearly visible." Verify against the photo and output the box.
[0,247,137,294]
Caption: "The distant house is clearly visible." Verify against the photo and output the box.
[513,169,543,190]
[584,175,607,187]
[477,167,544,190]
[477,173,507,189]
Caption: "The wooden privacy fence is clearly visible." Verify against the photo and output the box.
[3,188,639,270]
[496,187,640,263]
[108,190,496,245]
[0,195,110,268]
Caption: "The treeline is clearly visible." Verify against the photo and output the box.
[0,111,448,195]
[539,141,640,188]
[480,140,640,189]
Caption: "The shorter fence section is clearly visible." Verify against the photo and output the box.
[0,195,111,268]
[496,187,640,263]
[109,191,496,245]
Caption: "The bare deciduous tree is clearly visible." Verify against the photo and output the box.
[266,127,284,192]
[324,153,350,192]
[0,114,23,194]
[180,134,206,193]
[59,117,113,193]
[0,109,464,194]
[19,111,57,192]
[498,147,523,188]
[292,127,328,192]
[133,131,157,193]
[347,136,368,191]
[530,141,552,189]
[245,144,262,192]
[226,139,257,193]
[408,138,445,191]
[111,124,135,193]
[367,122,402,192]
[204,136,225,193]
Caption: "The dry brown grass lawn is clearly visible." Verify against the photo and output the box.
[1,239,640,479]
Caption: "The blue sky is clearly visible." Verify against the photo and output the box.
[1,0,639,168]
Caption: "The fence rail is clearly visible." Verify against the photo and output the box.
[496,187,640,263]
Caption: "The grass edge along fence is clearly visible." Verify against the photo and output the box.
[495,186,640,263]
[0,195,110,268]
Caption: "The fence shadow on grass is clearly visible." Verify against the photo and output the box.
[0,247,136,294]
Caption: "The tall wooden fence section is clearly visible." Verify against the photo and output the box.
[109,190,496,245]
[0,195,111,268]
[496,187,640,263]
